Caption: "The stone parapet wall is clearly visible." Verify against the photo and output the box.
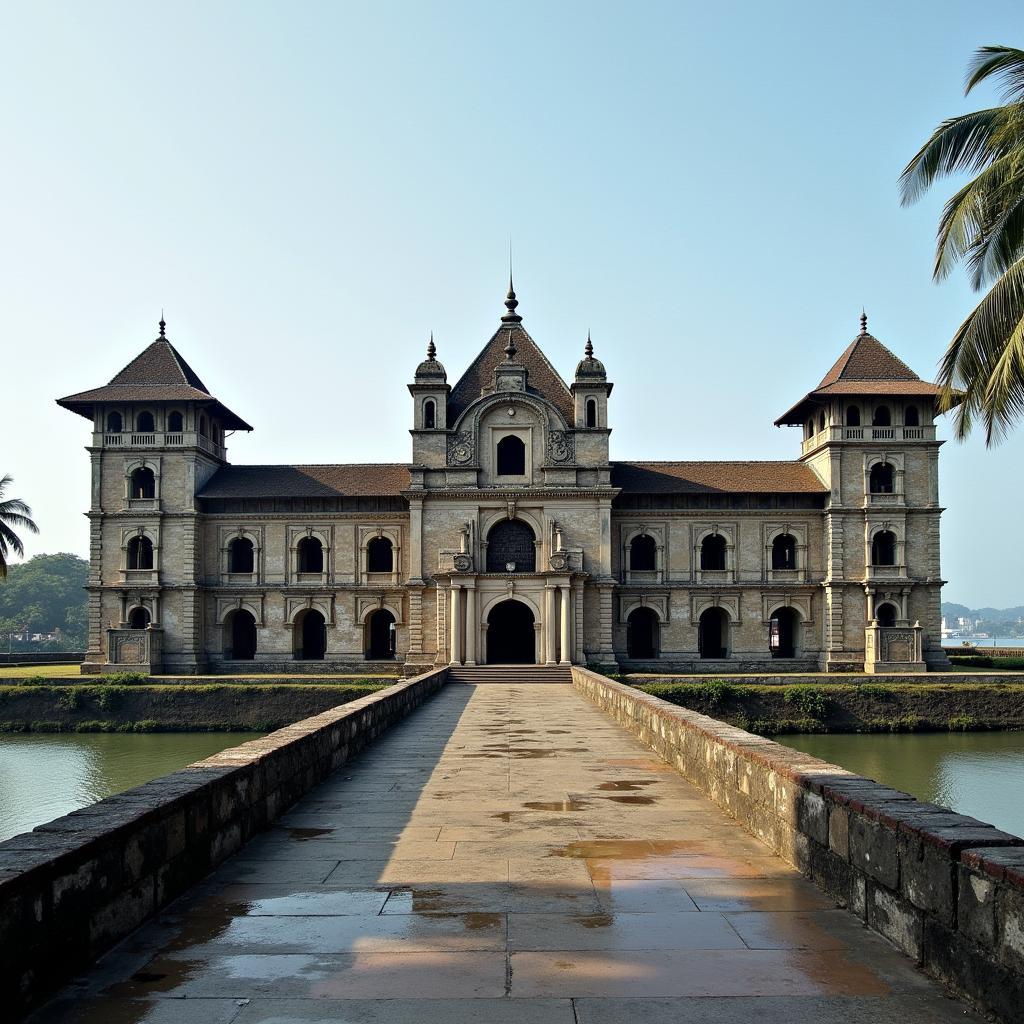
[0,668,448,1019]
[571,667,1024,1023]
[0,653,85,665]
[623,671,1024,686]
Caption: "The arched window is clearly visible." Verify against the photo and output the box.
[167,410,184,433]
[871,530,897,567]
[771,533,797,570]
[136,411,155,433]
[817,411,826,433]
[627,607,659,659]
[127,606,150,629]
[486,519,536,573]
[129,467,156,499]
[199,415,208,437]
[905,405,920,427]
[586,399,597,429]
[496,435,526,476]
[698,607,728,659]
[876,603,898,627]
[297,536,324,573]
[805,419,814,439]
[629,534,657,572]
[700,534,727,571]
[423,400,436,430]
[106,411,123,433]
[873,405,891,427]
[367,536,394,573]
[126,535,154,571]
[846,405,861,427]
[769,607,799,658]
[228,536,255,573]
[294,609,326,660]
[224,609,257,660]
[869,462,894,494]
[366,609,396,659]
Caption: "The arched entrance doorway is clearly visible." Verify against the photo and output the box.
[127,606,150,629]
[486,600,535,664]
[876,603,898,627]
[225,609,257,661]
[769,607,799,659]
[698,607,728,659]
[294,609,326,660]
[626,607,659,659]
[366,609,396,660]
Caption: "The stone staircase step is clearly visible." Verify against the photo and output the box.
[447,665,572,684]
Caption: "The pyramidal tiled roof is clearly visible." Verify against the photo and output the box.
[448,323,574,424]
[57,330,253,430]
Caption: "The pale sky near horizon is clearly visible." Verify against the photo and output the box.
[2,1,1021,607]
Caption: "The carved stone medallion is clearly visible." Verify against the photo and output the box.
[453,553,473,573]
[547,430,574,463]
[446,431,474,465]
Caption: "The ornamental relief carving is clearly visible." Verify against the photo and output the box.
[547,430,574,464]
[446,431,475,466]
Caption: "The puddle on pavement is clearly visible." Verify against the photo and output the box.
[604,794,657,805]
[492,811,515,822]
[513,748,581,759]
[597,780,657,792]
[285,827,334,841]
[573,913,614,928]
[523,800,590,812]
[603,758,672,772]
[552,839,709,859]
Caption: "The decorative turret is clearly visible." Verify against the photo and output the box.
[414,332,448,382]
[571,331,613,429]
[409,332,450,436]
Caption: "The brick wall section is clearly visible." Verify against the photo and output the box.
[0,668,449,1019]
[572,667,1024,1023]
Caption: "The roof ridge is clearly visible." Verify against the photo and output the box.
[614,459,803,466]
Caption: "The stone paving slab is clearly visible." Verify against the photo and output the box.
[26,683,986,1023]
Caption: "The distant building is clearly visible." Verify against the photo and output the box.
[58,292,953,674]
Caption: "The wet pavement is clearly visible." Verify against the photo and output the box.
[29,684,983,1023]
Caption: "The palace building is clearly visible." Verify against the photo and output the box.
[58,285,953,675]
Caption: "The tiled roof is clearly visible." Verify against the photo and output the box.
[198,464,411,499]
[449,324,574,424]
[57,336,253,431]
[611,461,827,494]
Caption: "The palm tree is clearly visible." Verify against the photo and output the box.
[0,475,39,578]
[900,45,1024,444]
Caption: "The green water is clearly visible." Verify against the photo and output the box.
[784,731,1024,838]
[0,732,259,842]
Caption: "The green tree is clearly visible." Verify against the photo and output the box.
[0,474,39,577]
[0,553,88,650]
[900,45,1024,444]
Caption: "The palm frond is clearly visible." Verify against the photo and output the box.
[966,46,1024,102]
[0,521,26,560]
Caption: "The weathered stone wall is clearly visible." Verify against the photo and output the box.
[0,668,448,1019]
[572,667,1024,1023]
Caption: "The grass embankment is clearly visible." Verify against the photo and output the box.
[635,680,1024,734]
[0,664,84,678]
[0,682,391,733]
[949,655,1024,670]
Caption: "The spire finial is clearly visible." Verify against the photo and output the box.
[860,308,868,335]
[504,328,517,361]
[501,272,522,324]
[585,330,594,358]
[427,331,436,361]
[158,310,166,338]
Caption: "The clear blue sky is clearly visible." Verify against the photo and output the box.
[2,1,1020,607]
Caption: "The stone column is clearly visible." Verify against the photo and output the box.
[449,585,461,665]
[559,585,571,664]
[465,585,477,665]
[544,586,557,664]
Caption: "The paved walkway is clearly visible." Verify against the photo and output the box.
[33,684,982,1023]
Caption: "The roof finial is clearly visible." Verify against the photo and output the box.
[504,328,517,361]
[158,311,166,338]
[427,331,436,361]
[585,330,594,358]
[501,272,522,324]
[860,308,868,335]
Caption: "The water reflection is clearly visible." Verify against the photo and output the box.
[0,732,258,841]
[784,731,1024,838]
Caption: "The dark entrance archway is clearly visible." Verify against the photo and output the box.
[698,607,728,659]
[367,609,396,660]
[225,609,257,661]
[127,606,150,629]
[486,599,536,664]
[769,607,798,659]
[295,609,326,660]
[626,607,659,659]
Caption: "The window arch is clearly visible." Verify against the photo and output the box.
[700,533,727,571]
[129,466,156,500]
[136,410,155,433]
[629,534,657,572]
[905,405,920,427]
[294,608,326,660]
[224,609,257,660]
[106,411,123,433]
[486,519,536,573]
[876,602,898,627]
[496,435,526,476]
[871,529,897,566]
[698,607,728,659]
[873,405,891,427]
[297,536,324,574]
[366,609,396,659]
[228,536,255,573]
[126,535,154,571]
[127,606,151,629]
[367,536,394,573]
[869,462,894,494]
[586,399,597,429]
[805,418,814,440]
[423,399,436,429]
[198,414,208,437]
[626,607,659,659]
[817,411,826,433]
[846,405,861,427]
[167,410,184,433]
[771,533,796,570]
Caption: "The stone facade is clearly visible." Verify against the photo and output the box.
[58,294,952,674]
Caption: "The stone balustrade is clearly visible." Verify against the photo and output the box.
[94,430,227,459]
[802,423,935,455]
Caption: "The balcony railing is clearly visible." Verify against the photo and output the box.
[97,431,226,459]
[801,424,936,455]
